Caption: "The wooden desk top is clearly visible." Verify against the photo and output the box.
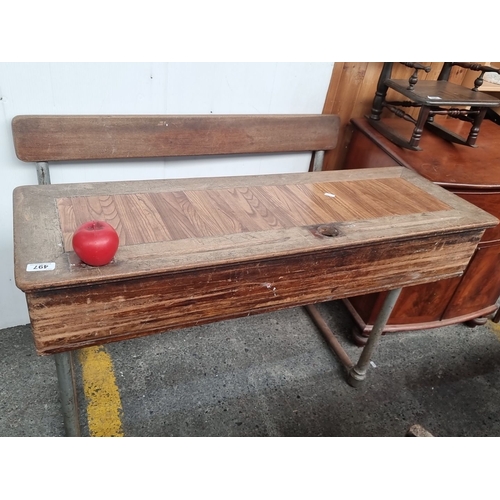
[14,167,496,293]
[351,117,500,190]
[13,167,498,354]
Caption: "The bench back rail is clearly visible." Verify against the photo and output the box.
[12,114,340,185]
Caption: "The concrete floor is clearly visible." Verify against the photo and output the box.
[2,300,500,437]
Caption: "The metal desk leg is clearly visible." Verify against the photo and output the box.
[347,287,402,387]
[54,351,81,437]
[306,287,402,387]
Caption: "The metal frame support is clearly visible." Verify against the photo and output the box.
[36,161,51,185]
[306,287,403,387]
[310,150,325,172]
[304,304,354,370]
[54,352,81,437]
[347,287,402,387]
[37,161,80,435]
[36,161,81,435]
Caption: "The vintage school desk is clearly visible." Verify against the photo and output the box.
[11,115,497,436]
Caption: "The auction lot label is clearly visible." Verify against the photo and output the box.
[26,263,56,272]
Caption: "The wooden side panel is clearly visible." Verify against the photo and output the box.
[348,276,462,326]
[343,128,399,170]
[452,191,500,243]
[443,243,500,320]
[27,231,482,354]
[11,114,340,162]
[322,63,372,171]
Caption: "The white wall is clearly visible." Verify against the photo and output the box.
[0,62,334,329]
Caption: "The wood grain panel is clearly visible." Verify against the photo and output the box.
[443,243,500,319]
[452,191,500,242]
[210,187,284,232]
[150,191,207,241]
[56,177,451,252]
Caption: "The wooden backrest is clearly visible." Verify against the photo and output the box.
[438,63,500,90]
[12,114,340,162]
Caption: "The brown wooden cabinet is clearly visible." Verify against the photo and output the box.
[343,117,500,344]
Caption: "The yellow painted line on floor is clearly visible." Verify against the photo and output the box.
[78,346,124,437]
[487,320,500,342]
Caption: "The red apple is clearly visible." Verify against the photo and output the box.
[72,220,119,267]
